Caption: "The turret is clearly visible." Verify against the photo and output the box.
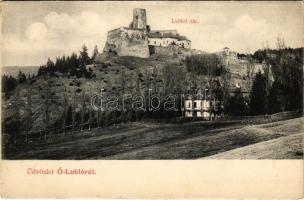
[132,8,147,30]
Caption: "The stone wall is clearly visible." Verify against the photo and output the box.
[104,27,149,58]
[153,46,193,59]
[120,37,149,58]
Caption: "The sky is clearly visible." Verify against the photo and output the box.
[1,1,303,66]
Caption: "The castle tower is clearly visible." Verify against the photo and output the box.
[132,8,147,30]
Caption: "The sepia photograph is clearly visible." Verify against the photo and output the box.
[1,1,303,160]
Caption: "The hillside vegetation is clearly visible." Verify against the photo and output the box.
[1,44,303,145]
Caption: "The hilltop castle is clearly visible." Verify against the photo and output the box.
[103,8,191,58]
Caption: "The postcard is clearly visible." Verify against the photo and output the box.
[0,1,303,198]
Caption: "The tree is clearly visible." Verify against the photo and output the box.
[246,55,255,81]
[224,89,248,116]
[17,70,27,84]
[25,87,33,142]
[268,81,284,114]
[2,75,18,94]
[69,53,79,75]
[62,86,69,136]
[276,36,285,50]
[249,71,268,115]
[37,65,47,76]
[12,87,21,144]
[46,58,55,74]
[43,78,52,140]
[79,44,91,66]
[185,54,222,77]
[91,45,99,62]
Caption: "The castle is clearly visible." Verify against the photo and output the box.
[103,8,191,58]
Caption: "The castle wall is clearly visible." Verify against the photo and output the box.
[104,27,149,58]
[120,36,149,58]
[154,46,176,56]
[152,46,194,59]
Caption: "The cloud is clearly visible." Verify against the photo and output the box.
[26,23,48,40]
[222,15,271,52]
[3,11,109,66]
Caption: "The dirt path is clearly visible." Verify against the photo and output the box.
[202,132,303,159]
[201,117,304,159]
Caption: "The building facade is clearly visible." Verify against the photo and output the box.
[185,98,211,119]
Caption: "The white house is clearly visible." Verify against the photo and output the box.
[184,91,220,120]
[185,98,211,119]
[147,31,191,49]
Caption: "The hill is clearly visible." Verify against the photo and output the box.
[1,50,264,136]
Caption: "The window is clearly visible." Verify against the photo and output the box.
[154,41,156,44]
[194,102,197,108]
[187,102,191,108]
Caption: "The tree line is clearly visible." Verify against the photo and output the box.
[37,44,99,78]
[226,46,303,115]
[250,47,303,115]
[2,71,36,95]
[2,44,99,96]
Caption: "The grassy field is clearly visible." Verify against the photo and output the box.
[3,117,303,160]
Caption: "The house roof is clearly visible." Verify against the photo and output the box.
[148,31,191,41]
